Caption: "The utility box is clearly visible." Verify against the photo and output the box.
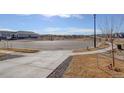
[117,44,124,50]
[122,44,124,49]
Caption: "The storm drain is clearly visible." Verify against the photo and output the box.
[47,56,72,78]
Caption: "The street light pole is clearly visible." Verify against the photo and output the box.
[94,14,96,48]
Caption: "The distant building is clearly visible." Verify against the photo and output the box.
[16,31,39,39]
[114,33,124,38]
[0,30,16,39]
[0,30,39,40]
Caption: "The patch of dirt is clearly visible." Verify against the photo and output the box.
[0,53,6,57]
[0,54,24,61]
[0,48,39,53]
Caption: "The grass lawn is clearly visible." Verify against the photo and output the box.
[0,48,39,53]
[63,54,124,78]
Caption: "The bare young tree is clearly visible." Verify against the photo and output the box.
[99,15,124,68]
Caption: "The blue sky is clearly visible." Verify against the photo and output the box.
[0,14,123,35]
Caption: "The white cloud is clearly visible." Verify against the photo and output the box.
[43,27,100,35]
[43,14,71,18]
[17,14,32,16]
[0,28,34,32]
[0,28,17,31]
[71,15,84,19]
[17,14,84,20]
[42,14,83,19]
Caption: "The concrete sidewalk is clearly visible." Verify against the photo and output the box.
[71,46,112,56]
[0,42,114,78]
[71,42,116,56]
[0,50,72,78]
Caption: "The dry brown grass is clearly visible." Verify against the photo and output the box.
[72,37,92,41]
[63,54,124,78]
[0,53,6,57]
[98,42,110,49]
[109,38,124,57]
[0,48,39,53]
[73,42,109,53]
[114,38,124,44]
[0,53,7,61]
[73,48,98,53]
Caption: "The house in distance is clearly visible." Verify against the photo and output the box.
[0,30,39,40]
